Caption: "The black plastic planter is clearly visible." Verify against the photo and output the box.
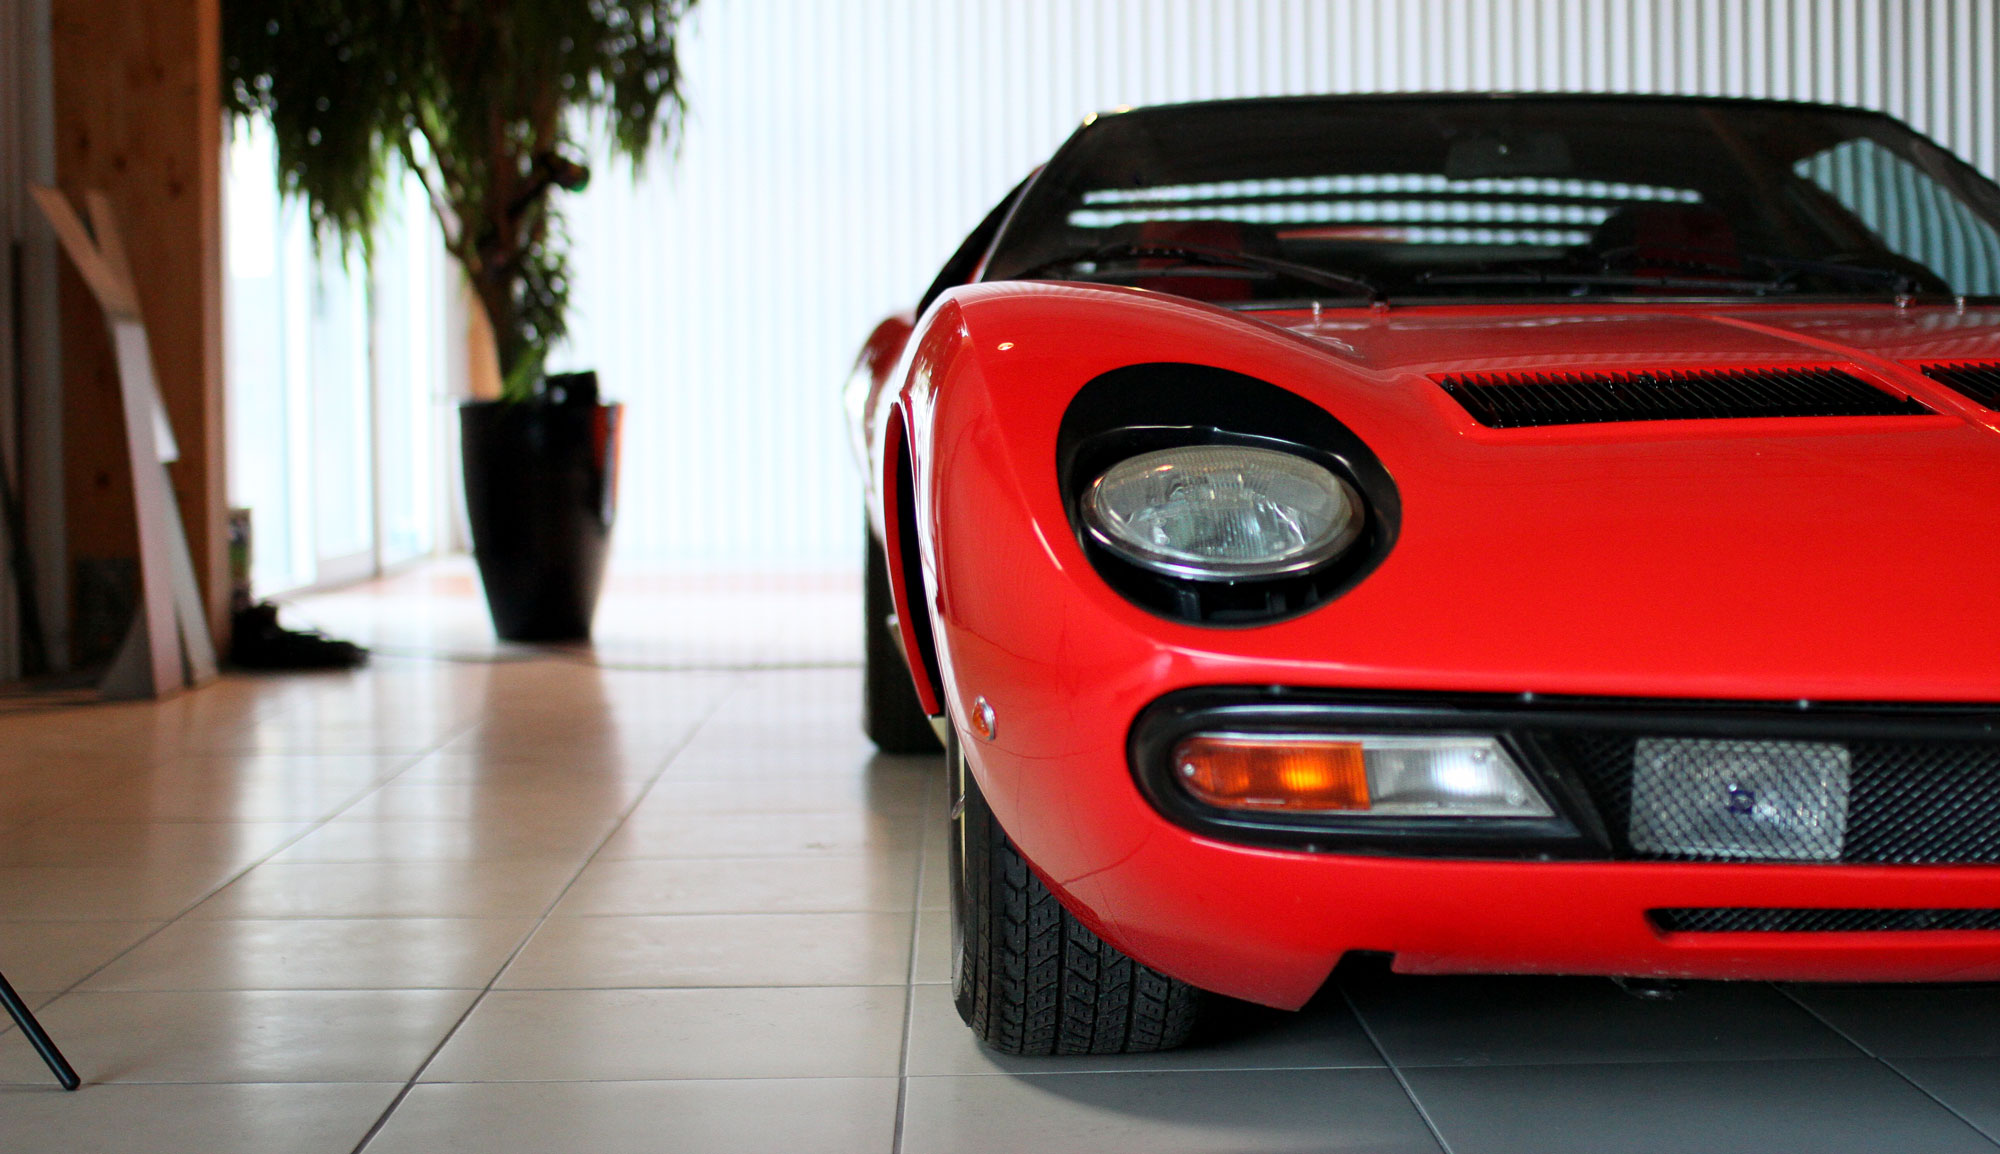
[459,373,622,641]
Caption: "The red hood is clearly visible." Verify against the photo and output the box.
[1209,302,2000,702]
[928,285,2000,703]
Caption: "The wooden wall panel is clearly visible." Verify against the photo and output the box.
[51,0,226,657]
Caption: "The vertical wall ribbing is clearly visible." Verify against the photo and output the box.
[539,0,2000,568]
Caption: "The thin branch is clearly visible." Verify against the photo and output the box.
[394,133,461,255]
[410,108,467,209]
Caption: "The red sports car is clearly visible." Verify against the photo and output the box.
[846,94,2000,1055]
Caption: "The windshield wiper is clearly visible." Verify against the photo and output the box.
[1592,245,1929,294]
[1422,248,1934,298]
[1012,243,1381,302]
[1417,269,1789,294]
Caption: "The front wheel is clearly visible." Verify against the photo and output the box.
[949,726,1203,1054]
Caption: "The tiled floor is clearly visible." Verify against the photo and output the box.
[2,561,1999,1152]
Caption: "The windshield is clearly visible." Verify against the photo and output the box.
[982,96,2000,306]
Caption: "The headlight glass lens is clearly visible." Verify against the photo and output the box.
[1083,444,1363,579]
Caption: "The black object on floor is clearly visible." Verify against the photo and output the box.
[460,372,622,642]
[229,603,369,670]
[0,968,79,1090]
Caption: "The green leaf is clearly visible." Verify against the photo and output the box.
[222,0,696,384]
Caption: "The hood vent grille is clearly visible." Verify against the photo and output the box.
[1917,361,2000,409]
[1435,366,1930,428]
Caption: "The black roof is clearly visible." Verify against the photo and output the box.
[1093,90,1897,123]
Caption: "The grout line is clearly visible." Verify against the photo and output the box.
[1337,980,1458,1154]
[404,1074,900,1085]
[1775,984,2000,1149]
[0,1074,900,1089]
[14,729,474,1027]
[281,617,863,675]
[372,650,864,674]
[890,769,937,1154]
[12,981,917,996]
[345,671,743,1154]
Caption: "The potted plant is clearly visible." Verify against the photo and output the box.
[222,0,695,639]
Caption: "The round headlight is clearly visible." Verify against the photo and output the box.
[1082,444,1365,579]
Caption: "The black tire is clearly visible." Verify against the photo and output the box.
[949,726,1203,1054]
[864,527,942,753]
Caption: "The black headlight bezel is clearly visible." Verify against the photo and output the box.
[1056,363,1401,625]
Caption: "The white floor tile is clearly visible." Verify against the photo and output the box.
[81,917,534,990]
[421,986,906,1081]
[498,912,913,988]
[900,1068,1442,1154]
[0,989,478,1083]
[365,1078,898,1154]
[0,1082,400,1154]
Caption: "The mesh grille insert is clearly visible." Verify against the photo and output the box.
[1435,366,1930,428]
[1917,362,2000,409]
[1628,738,1849,861]
[1542,731,2000,864]
[1652,908,2000,933]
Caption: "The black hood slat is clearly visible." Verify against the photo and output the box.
[1917,361,2000,409]
[1436,366,1931,428]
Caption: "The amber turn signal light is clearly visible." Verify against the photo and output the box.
[1173,734,1370,811]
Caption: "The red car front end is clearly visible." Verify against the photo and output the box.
[854,96,2000,1052]
[898,284,2000,1009]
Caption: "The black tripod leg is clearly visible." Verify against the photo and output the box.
[0,970,79,1090]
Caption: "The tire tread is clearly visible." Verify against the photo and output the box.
[955,759,1200,1055]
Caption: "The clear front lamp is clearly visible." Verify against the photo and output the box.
[1173,733,1553,817]
[1362,737,1552,816]
[1084,444,1363,579]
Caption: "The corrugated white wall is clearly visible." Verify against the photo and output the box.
[551,0,2000,570]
